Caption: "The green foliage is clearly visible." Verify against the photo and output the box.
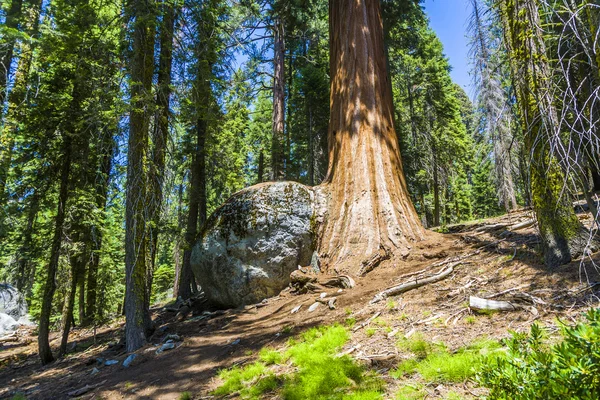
[472,149,502,218]
[394,335,501,384]
[478,309,600,399]
[178,392,192,400]
[214,325,384,400]
[396,333,432,360]
[214,362,278,398]
[259,347,284,365]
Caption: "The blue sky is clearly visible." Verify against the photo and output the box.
[423,0,473,97]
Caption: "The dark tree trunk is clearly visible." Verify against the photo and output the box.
[147,0,177,310]
[124,0,156,352]
[173,181,184,298]
[85,138,113,324]
[38,136,72,365]
[179,118,206,300]
[59,245,84,357]
[16,186,43,295]
[257,149,264,184]
[271,16,285,180]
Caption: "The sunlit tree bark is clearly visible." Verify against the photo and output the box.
[319,0,425,273]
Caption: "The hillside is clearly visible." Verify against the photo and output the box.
[2,209,599,399]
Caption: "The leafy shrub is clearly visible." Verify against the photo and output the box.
[478,309,600,399]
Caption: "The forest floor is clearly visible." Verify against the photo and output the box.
[2,208,600,399]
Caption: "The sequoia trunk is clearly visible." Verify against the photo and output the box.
[319,0,424,272]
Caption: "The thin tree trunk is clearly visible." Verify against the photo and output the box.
[271,16,285,181]
[38,135,72,365]
[319,0,424,273]
[59,249,83,356]
[308,106,314,186]
[285,49,293,179]
[147,0,177,311]
[0,0,23,111]
[257,149,264,184]
[85,136,113,324]
[124,0,156,352]
[77,261,86,323]
[173,181,184,298]
[179,118,206,300]
[16,186,43,295]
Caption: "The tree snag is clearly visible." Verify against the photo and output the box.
[318,0,425,273]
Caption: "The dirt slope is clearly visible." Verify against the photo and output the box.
[2,209,600,399]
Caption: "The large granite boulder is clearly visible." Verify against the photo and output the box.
[191,182,321,308]
[0,284,29,335]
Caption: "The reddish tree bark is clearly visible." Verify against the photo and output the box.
[319,0,424,272]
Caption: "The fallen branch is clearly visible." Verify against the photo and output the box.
[352,312,381,332]
[469,296,517,312]
[485,285,529,299]
[444,308,467,325]
[67,380,107,397]
[370,264,456,304]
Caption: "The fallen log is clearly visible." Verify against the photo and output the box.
[370,264,456,304]
[508,219,536,231]
[469,296,517,312]
[474,223,508,233]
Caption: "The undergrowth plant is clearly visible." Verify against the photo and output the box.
[393,334,501,384]
[478,308,600,399]
[213,325,383,399]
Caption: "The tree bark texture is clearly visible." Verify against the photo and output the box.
[271,16,286,181]
[319,0,424,273]
[500,0,589,267]
[124,0,155,352]
[38,136,72,365]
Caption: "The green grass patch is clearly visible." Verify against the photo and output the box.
[395,384,425,399]
[213,362,278,398]
[396,333,433,359]
[259,347,284,365]
[179,392,192,400]
[394,336,502,384]
[214,325,384,399]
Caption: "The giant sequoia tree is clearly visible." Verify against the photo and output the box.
[318,0,424,271]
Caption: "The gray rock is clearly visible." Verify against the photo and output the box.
[191,182,322,308]
[123,354,137,368]
[0,284,30,335]
[156,342,175,354]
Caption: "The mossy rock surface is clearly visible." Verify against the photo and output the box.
[191,181,318,308]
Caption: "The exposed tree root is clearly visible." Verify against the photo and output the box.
[358,246,391,277]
